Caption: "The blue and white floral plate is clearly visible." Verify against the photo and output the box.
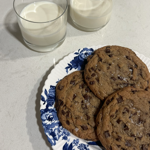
[40,45,150,150]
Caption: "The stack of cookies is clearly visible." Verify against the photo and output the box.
[55,46,150,150]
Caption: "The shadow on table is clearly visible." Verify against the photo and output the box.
[3,9,57,60]
[1,8,46,61]
[26,65,54,150]
[4,9,28,49]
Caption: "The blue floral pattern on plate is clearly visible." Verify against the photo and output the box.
[40,47,103,150]
[65,48,94,73]
[40,46,150,150]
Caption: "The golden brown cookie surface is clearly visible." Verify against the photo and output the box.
[96,87,150,150]
[84,45,150,100]
[55,71,101,141]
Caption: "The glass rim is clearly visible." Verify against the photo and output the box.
[13,0,68,23]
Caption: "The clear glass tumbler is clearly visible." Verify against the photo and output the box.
[13,0,68,52]
[70,0,112,31]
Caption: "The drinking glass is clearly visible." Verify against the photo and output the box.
[70,0,112,31]
[13,0,68,52]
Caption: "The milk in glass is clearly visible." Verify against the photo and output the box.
[70,0,112,30]
[19,1,66,47]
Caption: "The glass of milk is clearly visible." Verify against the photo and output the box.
[70,0,112,31]
[13,0,68,52]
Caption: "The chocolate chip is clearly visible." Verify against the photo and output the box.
[135,64,138,68]
[123,107,129,114]
[85,88,90,92]
[116,119,121,124]
[86,76,91,80]
[138,136,143,140]
[110,115,114,118]
[88,69,91,72]
[117,96,123,103]
[139,69,143,76]
[70,80,75,85]
[117,64,121,69]
[121,148,126,150]
[110,146,112,150]
[131,89,137,94]
[91,73,96,77]
[118,76,123,80]
[116,136,122,141]
[96,77,99,82]
[115,110,118,114]
[62,110,65,115]
[73,75,77,79]
[141,145,148,150]
[105,47,110,53]
[81,125,88,130]
[81,104,87,109]
[137,118,145,124]
[66,120,70,125]
[126,56,131,60]
[125,140,132,147]
[66,111,70,118]
[130,134,136,137]
[133,112,137,115]
[145,87,149,91]
[79,83,84,89]
[125,108,129,113]
[122,83,129,87]
[91,67,95,71]
[104,131,110,138]
[99,57,102,62]
[89,81,95,85]
[83,94,91,100]
[147,133,150,137]
[108,54,113,57]
[58,99,64,106]
[111,77,116,81]
[86,114,90,120]
[73,94,76,100]
[130,77,133,80]
[106,97,113,105]
[124,124,129,131]
[130,83,136,88]
[106,49,110,53]
[58,85,64,90]
[98,68,101,71]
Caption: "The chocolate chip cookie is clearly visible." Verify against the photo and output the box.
[96,86,150,150]
[84,45,150,100]
[55,71,101,141]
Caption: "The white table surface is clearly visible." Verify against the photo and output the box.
[0,0,150,150]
